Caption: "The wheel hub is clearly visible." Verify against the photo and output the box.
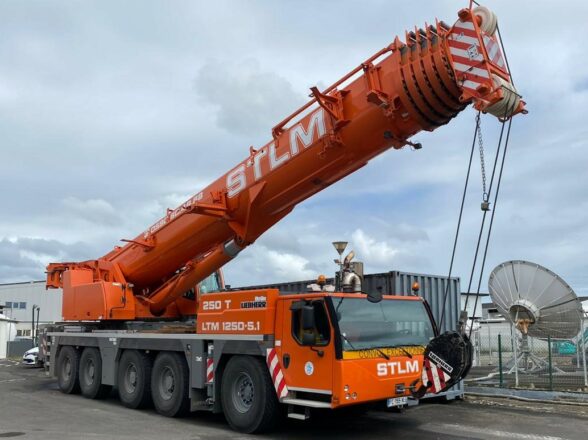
[232,372,254,413]
[87,361,95,380]
[64,358,71,378]
[159,366,175,401]
[124,363,138,394]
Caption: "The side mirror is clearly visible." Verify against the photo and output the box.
[302,305,315,330]
[367,291,383,303]
[301,332,315,346]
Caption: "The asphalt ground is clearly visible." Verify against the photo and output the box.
[1,358,587,439]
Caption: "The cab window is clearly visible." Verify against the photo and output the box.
[291,300,331,346]
[198,272,221,294]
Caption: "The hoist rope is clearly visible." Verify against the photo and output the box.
[496,25,515,89]
[439,98,515,333]
[462,111,508,319]
[438,113,479,331]
[468,113,514,339]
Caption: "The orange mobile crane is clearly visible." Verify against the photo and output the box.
[42,3,525,433]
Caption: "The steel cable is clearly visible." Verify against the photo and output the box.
[468,111,514,339]
[438,112,479,331]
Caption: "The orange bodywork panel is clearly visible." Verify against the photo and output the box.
[46,2,525,322]
[61,269,136,320]
[332,352,424,407]
[197,290,279,335]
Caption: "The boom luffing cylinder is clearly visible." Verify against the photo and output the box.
[46,3,525,320]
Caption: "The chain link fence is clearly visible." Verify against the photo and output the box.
[467,318,588,391]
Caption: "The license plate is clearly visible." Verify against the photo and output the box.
[386,396,407,408]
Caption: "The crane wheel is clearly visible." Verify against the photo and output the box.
[221,356,281,434]
[79,347,111,399]
[473,6,498,35]
[151,352,190,417]
[118,350,153,409]
[57,346,80,394]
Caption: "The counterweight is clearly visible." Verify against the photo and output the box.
[46,4,525,320]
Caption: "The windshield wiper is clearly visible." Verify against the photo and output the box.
[339,332,357,351]
[395,347,413,359]
[388,344,425,359]
[369,344,415,359]
[373,347,390,360]
[340,334,390,360]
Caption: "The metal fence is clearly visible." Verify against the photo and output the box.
[7,339,34,357]
[468,318,588,391]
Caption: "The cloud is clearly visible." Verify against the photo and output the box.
[61,197,120,225]
[225,244,317,287]
[351,229,398,267]
[194,59,304,136]
[0,237,93,282]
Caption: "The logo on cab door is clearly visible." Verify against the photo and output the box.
[376,360,420,376]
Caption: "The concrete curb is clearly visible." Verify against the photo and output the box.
[466,385,588,405]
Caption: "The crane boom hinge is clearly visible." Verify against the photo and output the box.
[362,63,390,108]
[309,86,349,131]
[186,191,230,219]
[120,237,156,250]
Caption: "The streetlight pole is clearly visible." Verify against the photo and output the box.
[31,304,40,347]
[332,241,348,291]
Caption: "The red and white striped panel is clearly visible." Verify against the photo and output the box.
[206,357,214,384]
[266,348,288,399]
[482,34,506,70]
[447,18,491,94]
[41,336,47,357]
[421,357,451,394]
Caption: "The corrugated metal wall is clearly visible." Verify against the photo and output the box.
[236,270,464,400]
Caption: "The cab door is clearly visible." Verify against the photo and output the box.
[278,298,334,394]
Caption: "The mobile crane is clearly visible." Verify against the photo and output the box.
[42,3,525,434]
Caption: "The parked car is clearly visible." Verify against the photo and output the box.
[22,347,42,367]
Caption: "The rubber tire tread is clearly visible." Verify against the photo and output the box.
[221,356,281,434]
[79,347,111,399]
[117,350,153,409]
[151,352,190,417]
[57,346,81,394]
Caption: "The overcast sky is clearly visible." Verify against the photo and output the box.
[1,0,587,299]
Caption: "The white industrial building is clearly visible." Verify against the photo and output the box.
[460,292,487,320]
[0,314,17,358]
[0,281,63,337]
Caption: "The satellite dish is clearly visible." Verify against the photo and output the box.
[488,260,584,373]
[489,260,583,339]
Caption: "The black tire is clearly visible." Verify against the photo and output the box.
[79,347,111,399]
[118,350,153,409]
[221,356,281,433]
[151,352,190,417]
[57,346,80,394]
